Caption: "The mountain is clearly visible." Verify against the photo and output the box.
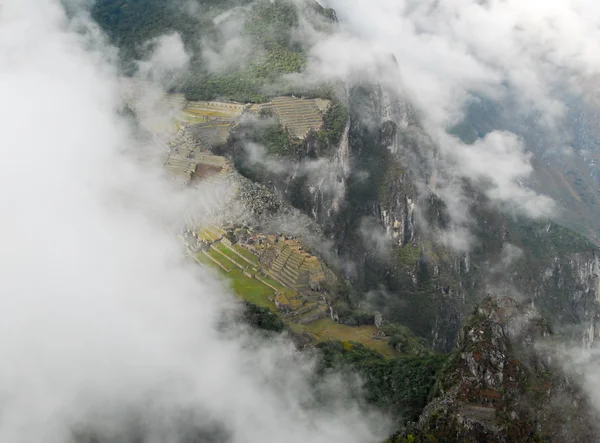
[390,296,599,442]
[92,0,600,440]
[231,80,600,352]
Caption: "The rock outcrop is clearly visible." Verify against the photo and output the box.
[398,296,599,443]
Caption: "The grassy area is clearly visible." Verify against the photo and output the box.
[256,272,285,290]
[213,243,245,267]
[195,252,214,266]
[232,244,259,266]
[196,253,275,309]
[225,268,276,309]
[184,109,241,118]
[194,240,398,358]
[397,244,422,268]
[198,228,221,242]
[178,113,209,124]
[204,249,234,272]
[303,318,398,357]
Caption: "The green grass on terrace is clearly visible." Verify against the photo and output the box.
[204,249,234,272]
[225,268,276,309]
[178,113,209,124]
[232,244,259,265]
[197,228,220,242]
[257,273,288,292]
[213,243,245,267]
[195,252,213,266]
[184,108,241,118]
[196,251,399,357]
[197,252,276,309]
[302,318,399,358]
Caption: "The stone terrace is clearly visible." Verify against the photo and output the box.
[270,96,330,139]
[181,101,245,148]
[260,239,328,294]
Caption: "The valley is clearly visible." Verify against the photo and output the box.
[106,1,600,440]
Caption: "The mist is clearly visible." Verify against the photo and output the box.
[309,0,600,418]
[300,0,600,249]
[0,1,389,442]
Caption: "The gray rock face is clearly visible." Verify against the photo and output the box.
[408,296,600,443]
[376,179,416,247]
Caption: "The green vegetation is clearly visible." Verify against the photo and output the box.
[243,301,285,332]
[213,243,245,266]
[194,252,213,266]
[508,218,595,256]
[93,0,336,102]
[91,0,205,65]
[381,323,429,355]
[203,250,234,271]
[378,158,406,205]
[236,119,302,163]
[245,1,298,47]
[316,341,447,422]
[258,274,290,294]
[315,102,349,149]
[225,268,276,309]
[397,244,421,269]
[197,227,220,242]
[259,124,299,157]
[196,241,419,355]
[303,318,396,357]
[232,244,259,265]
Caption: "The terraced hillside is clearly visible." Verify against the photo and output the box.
[182,101,245,148]
[260,241,328,293]
[187,122,234,149]
[164,140,231,187]
[183,228,398,357]
[270,96,330,139]
[184,101,245,119]
[123,78,186,132]
[147,89,398,356]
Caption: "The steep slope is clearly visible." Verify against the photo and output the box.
[93,0,336,102]
[231,80,600,352]
[391,296,599,442]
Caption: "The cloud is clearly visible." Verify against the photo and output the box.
[137,32,190,86]
[441,130,555,218]
[240,129,348,210]
[0,1,389,442]
[359,217,392,260]
[200,6,258,74]
[321,0,600,126]
[302,0,600,246]
[552,343,600,421]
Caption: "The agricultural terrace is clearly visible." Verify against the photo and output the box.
[154,93,399,357]
[164,144,231,187]
[186,226,398,357]
[181,101,245,148]
[270,96,331,139]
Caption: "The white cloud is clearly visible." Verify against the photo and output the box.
[200,6,258,74]
[0,1,388,442]
[298,0,600,245]
[138,33,190,86]
[441,130,555,217]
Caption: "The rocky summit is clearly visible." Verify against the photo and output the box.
[394,296,599,442]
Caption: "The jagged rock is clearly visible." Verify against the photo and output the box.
[402,296,599,443]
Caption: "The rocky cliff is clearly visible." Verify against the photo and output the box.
[390,296,599,442]
[230,80,600,352]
